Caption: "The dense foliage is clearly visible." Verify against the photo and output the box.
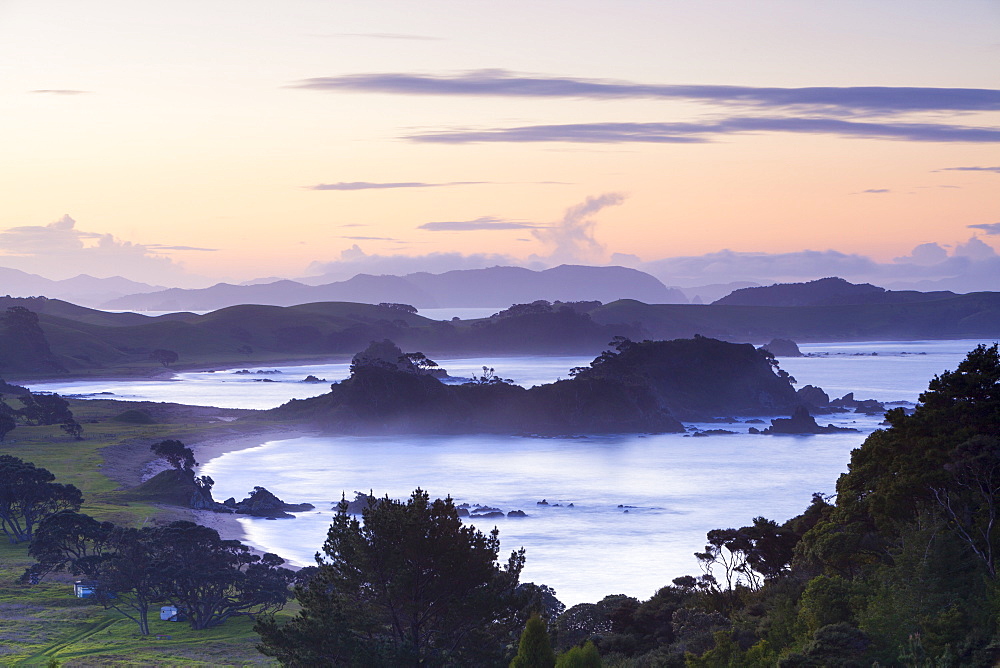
[257,489,533,667]
[27,512,295,635]
[0,455,82,543]
[531,343,1000,666]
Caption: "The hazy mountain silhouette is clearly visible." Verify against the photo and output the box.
[0,267,162,307]
[100,265,685,311]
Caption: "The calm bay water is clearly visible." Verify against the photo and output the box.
[26,339,997,606]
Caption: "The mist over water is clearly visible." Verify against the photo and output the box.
[28,339,996,606]
[201,425,874,606]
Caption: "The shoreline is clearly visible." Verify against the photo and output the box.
[186,426,319,565]
[101,421,318,557]
[7,353,354,387]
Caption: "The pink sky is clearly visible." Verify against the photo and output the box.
[1,1,997,289]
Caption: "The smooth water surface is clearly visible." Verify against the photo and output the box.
[202,421,878,607]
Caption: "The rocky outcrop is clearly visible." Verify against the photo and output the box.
[752,406,859,435]
[761,338,803,357]
[796,385,831,407]
[830,392,885,415]
[224,486,315,518]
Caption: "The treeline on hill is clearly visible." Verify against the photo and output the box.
[0,297,638,377]
[7,287,1000,378]
[0,374,83,442]
[272,335,805,433]
[589,291,1000,342]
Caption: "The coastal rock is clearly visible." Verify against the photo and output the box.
[471,511,504,519]
[761,338,803,357]
[692,429,738,437]
[234,486,314,518]
[796,385,831,407]
[760,406,859,435]
[507,510,528,518]
[830,392,885,415]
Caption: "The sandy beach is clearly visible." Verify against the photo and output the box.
[100,418,318,552]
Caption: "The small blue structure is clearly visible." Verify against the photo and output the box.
[74,581,96,598]
[160,605,185,622]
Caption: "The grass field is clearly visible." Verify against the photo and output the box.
[0,399,293,666]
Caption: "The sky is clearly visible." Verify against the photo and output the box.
[1,1,999,290]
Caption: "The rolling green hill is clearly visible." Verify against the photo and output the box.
[5,292,1000,380]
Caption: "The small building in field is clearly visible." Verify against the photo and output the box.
[74,581,96,598]
[160,605,185,622]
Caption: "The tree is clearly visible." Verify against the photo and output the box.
[0,413,15,442]
[0,456,82,543]
[25,511,115,582]
[156,521,294,630]
[835,343,1000,576]
[257,488,528,666]
[931,435,1000,577]
[95,525,172,635]
[467,366,514,385]
[399,351,439,372]
[150,349,179,367]
[60,418,83,440]
[511,613,556,668]
[17,393,74,426]
[378,302,418,314]
[555,641,601,668]
[150,439,196,471]
[25,515,289,635]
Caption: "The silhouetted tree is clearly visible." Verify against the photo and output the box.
[60,418,83,440]
[257,489,528,666]
[156,521,294,630]
[25,510,115,582]
[0,456,83,543]
[150,349,179,367]
[150,439,196,471]
[0,413,15,442]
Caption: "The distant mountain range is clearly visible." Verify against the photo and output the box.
[0,267,163,307]
[100,265,688,311]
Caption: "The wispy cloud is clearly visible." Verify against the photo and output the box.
[145,245,218,252]
[859,189,891,194]
[418,216,542,231]
[307,181,485,191]
[339,235,399,241]
[30,89,89,95]
[969,223,1000,235]
[292,69,1000,115]
[531,193,625,264]
[936,166,1000,174]
[407,118,1000,144]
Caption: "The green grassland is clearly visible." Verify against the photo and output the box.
[0,399,292,666]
